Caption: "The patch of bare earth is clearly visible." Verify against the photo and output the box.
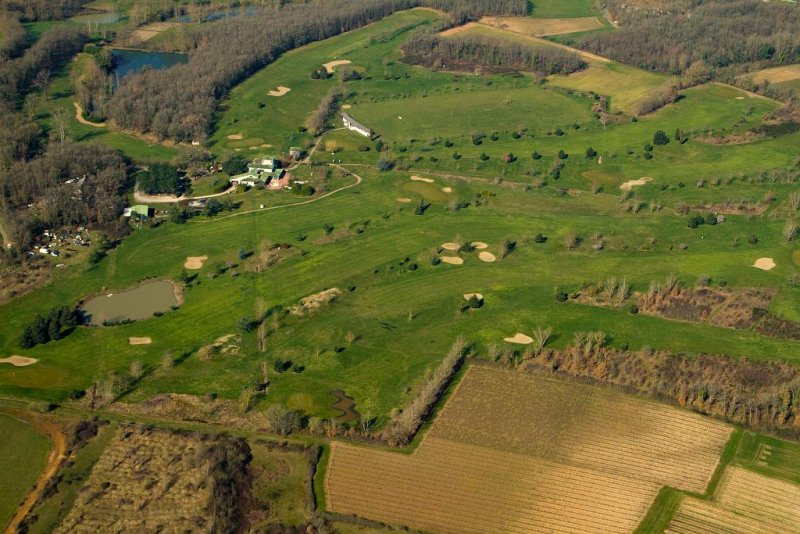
[619,177,652,191]
[480,16,604,37]
[323,60,351,73]
[753,258,775,271]
[289,288,342,316]
[128,337,151,345]
[326,367,731,533]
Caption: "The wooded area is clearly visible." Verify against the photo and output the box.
[402,30,585,76]
[579,0,800,80]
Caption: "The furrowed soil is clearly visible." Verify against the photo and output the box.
[325,366,732,533]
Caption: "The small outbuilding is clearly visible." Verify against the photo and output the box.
[341,113,372,137]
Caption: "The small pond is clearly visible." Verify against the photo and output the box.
[81,280,179,326]
[112,49,188,80]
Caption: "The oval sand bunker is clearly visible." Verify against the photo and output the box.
[441,242,460,251]
[410,176,434,183]
[504,333,533,344]
[184,256,208,269]
[440,256,464,265]
[753,258,776,271]
[479,251,496,262]
[0,356,38,366]
[471,242,488,250]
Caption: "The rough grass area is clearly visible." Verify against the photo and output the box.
[0,413,50,530]
[54,427,250,533]
[325,366,732,533]
[530,0,598,18]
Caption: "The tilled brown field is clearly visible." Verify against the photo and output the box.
[325,367,732,533]
[480,16,604,37]
[667,466,800,533]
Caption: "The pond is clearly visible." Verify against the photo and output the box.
[81,280,180,326]
[112,49,188,80]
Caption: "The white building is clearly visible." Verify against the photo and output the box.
[341,113,372,137]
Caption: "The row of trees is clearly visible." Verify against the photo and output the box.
[0,25,86,103]
[402,31,585,76]
[0,14,25,59]
[579,0,800,79]
[381,336,470,446]
[19,305,79,348]
[0,0,87,21]
[424,0,527,23]
[524,340,800,436]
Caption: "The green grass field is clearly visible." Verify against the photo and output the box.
[0,413,50,530]
[2,6,799,432]
[530,0,598,18]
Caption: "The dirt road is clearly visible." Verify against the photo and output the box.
[3,414,67,534]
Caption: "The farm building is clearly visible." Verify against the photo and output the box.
[123,205,153,220]
[341,113,372,137]
[230,155,285,187]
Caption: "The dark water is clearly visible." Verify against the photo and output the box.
[330,389,360,423]
[112,49,188,79]
[81,280,179,325]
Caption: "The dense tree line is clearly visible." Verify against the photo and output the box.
[108,0,530,142]
[306,85,343,135]
[19,305,79,347]
[137,163,184,195]
[0,0,88,21]
[424,0,527,23]
[579,0,800,79]
[0,14,26,59]
[0,25,86,102]
[524,341,800,437]
[0,142,128,247]
[402,30,585,76]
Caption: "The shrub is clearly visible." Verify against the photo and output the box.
[688,214,705,228]
[747,234,759,245]
[585,147,597,158]
[479,152,489,161]
[653,130,670,145]
[222,155,248,176]
[531,151,541,160]
[555,288,568,302]
[376,158,393,171]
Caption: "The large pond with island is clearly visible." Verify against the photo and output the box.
[80,280,180,325]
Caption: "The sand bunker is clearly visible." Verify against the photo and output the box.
[620,177,653,191]
[479,251,497,262]
[73,102,106,128]
[396,197,412,203]
[184,256,208,269]
[442,187,453,193]
[463,293,484,300]
[324,60,351,73]
[471,242,488,250]
[129,337,152,345]
[268,86,291,97]
[0,356,38,366]
[753,258,776,271]
[411,176,435,183]
[503,333,533,344]
[440,256,464,265]
[342,104,352,109]
[441,242,460,251]
[226,133,244,140]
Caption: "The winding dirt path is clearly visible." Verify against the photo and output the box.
[189,165,362,224]
[72,102,106,128]
[3,414,67,534]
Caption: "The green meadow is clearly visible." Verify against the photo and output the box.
[1,8,799,428]
[0,414,50,530]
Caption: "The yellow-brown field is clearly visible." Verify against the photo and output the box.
[748,64,800,85]
[480,16,604,37]
[667,466,800,533]
[325,366,733,533]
